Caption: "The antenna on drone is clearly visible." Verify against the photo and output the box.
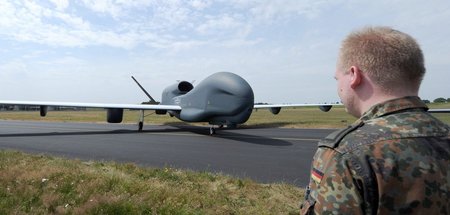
[131,76,159,104]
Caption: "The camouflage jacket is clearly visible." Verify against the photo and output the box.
[300,96,450,215]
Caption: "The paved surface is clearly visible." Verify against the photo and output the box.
[0,120,335,186]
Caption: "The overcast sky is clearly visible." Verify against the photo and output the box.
[1,0,449,104]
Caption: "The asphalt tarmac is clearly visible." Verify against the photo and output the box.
[0,120,335,186]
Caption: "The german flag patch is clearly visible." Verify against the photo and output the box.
[311,168,324,184]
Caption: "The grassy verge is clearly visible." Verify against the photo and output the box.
[0,150,303,214]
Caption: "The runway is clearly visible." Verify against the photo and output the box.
[0,120,335,186]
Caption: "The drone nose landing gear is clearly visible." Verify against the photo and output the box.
[209,124,224,135]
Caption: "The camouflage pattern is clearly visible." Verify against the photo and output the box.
[300,96,450,214]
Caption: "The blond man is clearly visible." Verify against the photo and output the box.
[301,26,449,214]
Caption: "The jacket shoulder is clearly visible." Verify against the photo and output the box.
[320,111,449,154]
[318,121,364,149]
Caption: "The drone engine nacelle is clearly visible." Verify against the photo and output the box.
[178,81,194,93]
[161,81,194,104]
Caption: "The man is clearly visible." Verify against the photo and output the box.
[300,26,449,214]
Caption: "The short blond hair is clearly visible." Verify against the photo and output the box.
[338,26,425,91]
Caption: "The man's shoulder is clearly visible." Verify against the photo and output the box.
[320,111,449,154]
[318,121,363,149]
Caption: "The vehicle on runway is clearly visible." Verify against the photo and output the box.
[0,72,448,134]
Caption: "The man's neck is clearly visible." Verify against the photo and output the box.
[358,90,419,117]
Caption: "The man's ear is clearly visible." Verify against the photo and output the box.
[349,66,362,89]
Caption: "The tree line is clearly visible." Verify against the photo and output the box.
[422,97,450,103]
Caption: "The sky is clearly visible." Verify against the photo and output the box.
[0,0,449,104]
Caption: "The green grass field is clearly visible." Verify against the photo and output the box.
[0,151,303,214]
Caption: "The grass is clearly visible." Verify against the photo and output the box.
[0,150,303,214]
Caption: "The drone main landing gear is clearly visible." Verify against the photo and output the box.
[138,110,144,131]
[209,126,216,135]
